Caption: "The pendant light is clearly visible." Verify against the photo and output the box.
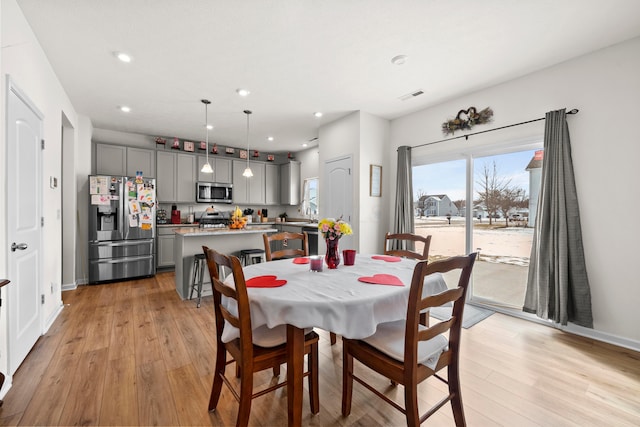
[200,99,214,174]
[242,109,253,178]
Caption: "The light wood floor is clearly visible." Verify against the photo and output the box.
[1,272,639,426]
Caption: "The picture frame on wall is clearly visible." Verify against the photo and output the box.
[183,141,195,152]
[239,149,248,159]
[370,164,382,197]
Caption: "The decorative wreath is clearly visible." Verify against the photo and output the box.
[442,106,493,136]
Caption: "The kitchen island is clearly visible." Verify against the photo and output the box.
[173,226,277,299]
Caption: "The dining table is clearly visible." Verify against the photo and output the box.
[222,253,448,426]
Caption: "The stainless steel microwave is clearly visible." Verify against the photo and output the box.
[196,182,233,204]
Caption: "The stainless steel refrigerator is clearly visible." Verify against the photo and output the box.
[88,175,156,284]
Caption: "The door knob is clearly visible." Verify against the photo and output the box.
[11,242,28,252]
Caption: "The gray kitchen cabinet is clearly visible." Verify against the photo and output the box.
[280,161,301,205]
[156,151,196,202]
[126,147,156,177]
[197,156,232,183]
[265,163,280,205]
[233,160,265,204]
[95,143,126,176]
[157,227,176,268]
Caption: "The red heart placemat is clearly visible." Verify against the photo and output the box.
[358,274,404,286]
[292,257,310,264]
[246,275,287,288]
[371,255,402,262]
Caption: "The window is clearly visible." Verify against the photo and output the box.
[302,178,319,219]
[412,142,542,311]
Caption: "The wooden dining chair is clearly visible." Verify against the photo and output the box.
[202,246,320,427]
[262,232,337,344]
[263,231,309,261]
[384,232,432,260]
[342,252,477,427]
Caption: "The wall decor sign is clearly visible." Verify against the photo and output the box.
[441,106,493,136]
[199,141,207,150]
[155,137,166,145]
[225,147,235,155]
[183,141,195,152]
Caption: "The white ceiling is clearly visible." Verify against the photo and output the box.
[16,0,640,153]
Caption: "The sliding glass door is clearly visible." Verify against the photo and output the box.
[413,143,542,310]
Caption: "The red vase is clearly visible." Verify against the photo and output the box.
[325,239,340,269]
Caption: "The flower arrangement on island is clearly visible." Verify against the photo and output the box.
[318,217,352,240]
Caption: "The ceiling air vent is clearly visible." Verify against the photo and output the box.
[398,90,424,101]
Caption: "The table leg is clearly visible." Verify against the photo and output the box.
[286,324,304,427]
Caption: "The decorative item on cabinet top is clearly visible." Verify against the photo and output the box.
[152,137,285,163]
[183,141,195,152]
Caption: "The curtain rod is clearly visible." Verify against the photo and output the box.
[410,108,579,149]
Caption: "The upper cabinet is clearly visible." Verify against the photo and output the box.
[197,156,232,183]
[280,161,301,205]
[95,144,126,176]
[233,160,265,205]
[126,147,156,177]
[265,163,280,205]
[156,151,196,202]
[95,143,155,178]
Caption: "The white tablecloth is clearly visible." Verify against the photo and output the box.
[222,254,448,342]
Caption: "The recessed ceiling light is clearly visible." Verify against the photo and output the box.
[302,143,308,147]
[206,124,214,130]
[236,88,251,97]
[267,136,274,142]
[114,52,132,63]
[391,54,408,65]
[313,112,323,118]
[119,105,131,113]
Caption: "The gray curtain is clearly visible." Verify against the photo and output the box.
[523,109,593,328]
[392,146,415,251]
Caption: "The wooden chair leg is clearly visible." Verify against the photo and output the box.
[237,369,254,427]
[341,342,354,416]
[330,332,337,345]
[272,364,281,377]
[448,364,466,426]
[404,380,420,427]
[308,342,319,414]
[209,348,227,411]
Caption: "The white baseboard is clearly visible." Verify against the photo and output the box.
[562,323,640,353]
[473,303,640,353]
[62,279,84,291]
[43,302,64,333]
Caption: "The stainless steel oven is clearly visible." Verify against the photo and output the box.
[196,181,233,204]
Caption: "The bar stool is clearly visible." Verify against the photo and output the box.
[240,248,266,266]
[189,253,207,308]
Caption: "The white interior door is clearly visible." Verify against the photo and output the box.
[323,156,354,250]
[6,79,43,375]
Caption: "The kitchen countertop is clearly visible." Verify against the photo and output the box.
[157,223,199,227]
[174,226,277,236]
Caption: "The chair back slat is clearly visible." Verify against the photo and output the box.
[384,232,431,260]
[419,287,463,311]
[417,318,455,342]
[263,232,309,261]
